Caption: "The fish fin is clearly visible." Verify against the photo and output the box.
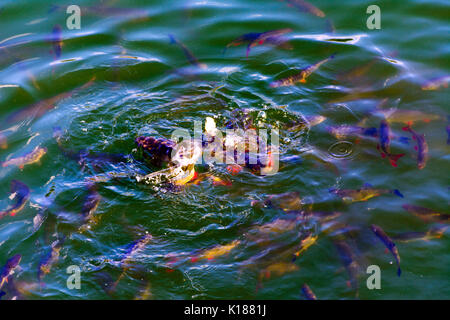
[392,189,404,198]
[300,79,307,83]
[388,154,405,167]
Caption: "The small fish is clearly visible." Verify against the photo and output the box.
[327,125,377,140]
[253,191,303,211]
[370,224,401,277]
[2,146,47,169]
[38,238,64,282]
[377,120,405,167]
[333,240,359,295]
[301,283,317,300]
[259,262,299,280]
[225,28,292,57]
[282,0,325,18]
[402,204,450,223]
[79,184,101,232]
[5,77,95,125]
[336,58,378,85]
[270,54,335,88]
[292,233,318,261]
[134,281,152,300]
[402,124,428,169]
[421,75,450,90]
[392,226,447,243]
[50,25,63,59]
[111,233,153,291]
[169,34,207,69]
[191,240,240,262]
[0,254,22,289]
[377,109,442,125]
[0,133,7,149]
[0,180,30,219]
[329,183,403,203]
[120,233,153,266]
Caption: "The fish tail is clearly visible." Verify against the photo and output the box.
[388,153,405,167]
[391,189,404,198]
[397,267,402,277]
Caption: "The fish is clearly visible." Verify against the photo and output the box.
[292,233,318,261]
[270,54,335,88]
[191,240,240,262]
[376,109,442,125]
[305,115,326,127]
[0,180,30,219]
[50,4,147,18]
[50,25,63,59]
[402,204,450,223]
[402,124,428,169]
[259,262,299,280]
[329,183,403,203]
[5,77,96,125]
[38,238,64,283]
[169,34,207,69]
[134,282,152,300]
[252,191,303,211]
[333,240,359,295]
[336,58,378,85]
[377,120,405,167]
[301,283,317,300]
[281,0,325,18]
[391,226,447,243]
[225,28,292,57]
[327,125,377,140]
[111,233,153,291]
[0,254,22,289]
[120,234,153,267]
[421,75,450,90]
[79,184,101,232]
[2,146,47,169]
[370,224,401,277]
